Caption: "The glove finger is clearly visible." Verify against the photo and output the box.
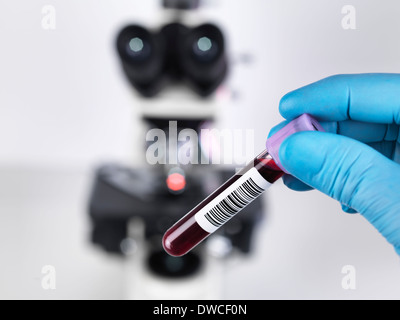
[279,74,400,125]
[367,141,397,160]
[282,174,314,191]
[394,141,400,163]
[279,131,400,254]
[341,204,358,214]
[268,121,290,138]
[270,119,399,144]
[337,121,399,143]
[269,122,320,192]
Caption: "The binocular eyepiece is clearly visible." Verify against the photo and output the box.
[116,23,228,97]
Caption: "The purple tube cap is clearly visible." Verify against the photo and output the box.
[266,114,325,173]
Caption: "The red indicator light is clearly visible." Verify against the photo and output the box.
[166,173,186,192]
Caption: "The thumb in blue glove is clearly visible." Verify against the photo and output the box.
[274,74,400,256]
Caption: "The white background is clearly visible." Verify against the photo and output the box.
[0,0,399,299]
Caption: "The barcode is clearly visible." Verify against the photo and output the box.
[204,177,265,228]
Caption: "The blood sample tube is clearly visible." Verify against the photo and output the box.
[163,114,324,257]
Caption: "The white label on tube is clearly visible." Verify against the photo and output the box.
[195,167,271,234]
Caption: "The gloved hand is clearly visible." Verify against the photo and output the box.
[272,74,400,256]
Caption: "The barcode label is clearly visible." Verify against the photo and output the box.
[195,168,271,233]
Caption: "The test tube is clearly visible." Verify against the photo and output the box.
[163,114,324,257]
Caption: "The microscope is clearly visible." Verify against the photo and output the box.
[88,0,264,299]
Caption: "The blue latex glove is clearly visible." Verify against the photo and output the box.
[273,74,400,256]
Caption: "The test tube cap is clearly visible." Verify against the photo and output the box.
[266,113,325,173]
